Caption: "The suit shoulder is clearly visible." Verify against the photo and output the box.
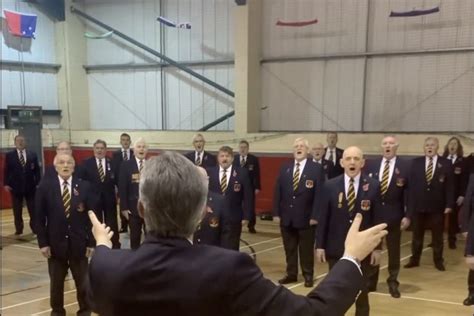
[325,176,342,187]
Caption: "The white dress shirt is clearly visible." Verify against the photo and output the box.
[17,149,27,163]
[447,154,457,165]
[325,148,336,165]
[219,166,232,187]
[344,173,361,199]
[195,151,203,162]
[122,148,131,160]
[135,157,145,170]
[293,159,307,182]
[59,175,72,195]
[378,157,397,185]
[425,155,438,179]
[96,158,106,173]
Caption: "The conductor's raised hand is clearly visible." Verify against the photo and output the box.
[88,211,114,249]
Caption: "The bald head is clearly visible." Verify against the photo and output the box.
[341,146,365,178]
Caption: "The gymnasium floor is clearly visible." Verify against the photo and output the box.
[0,210,471,315]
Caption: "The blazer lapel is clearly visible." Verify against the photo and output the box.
[54,177,65,217]
[225,166,236,194]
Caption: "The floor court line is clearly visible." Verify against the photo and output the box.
[370,291,464,306]
[32,301,79,316]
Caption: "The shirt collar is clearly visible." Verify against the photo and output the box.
[58,175,72,186]
[344,172,361,184]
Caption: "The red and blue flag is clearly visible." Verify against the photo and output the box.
[3,9,38,38]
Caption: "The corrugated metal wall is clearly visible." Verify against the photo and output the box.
[85,0,234,130]
[1,0,58,111]
[261,0,474,132]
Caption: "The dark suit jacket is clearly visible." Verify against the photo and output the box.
[112,149,134,185]
[233,154,261,190]
[88,235,363,316]
[311,158,335,180]
[317,174,380,259]
[273,159,324,229]
[118,159,141,214]
[81,157,116,208]
[35,176,94,259]
[193,191,224,247]
[442,155,469,199]
[324,147,344,178]
[365,157,409,228]
[207,166,252,224]
[184,151,217,169]
[407,156,455,217]
[462,174,474,255]
[4,149,41,194]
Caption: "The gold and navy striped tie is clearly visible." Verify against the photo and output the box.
[293,163,300,191]
[220,169,228,194]
[62,181,71,218]
[380,160,390,196]
[196,153,201,166]
[98,159,105,182]
[426,157,433,184]
[347,178,356,212]
[19,151,26,167]
[123,151,128,161]
[139,159,144,173]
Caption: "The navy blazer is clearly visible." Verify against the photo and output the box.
[193,191,224,247]
[118,159,141,214]
[443,155,469,198]
[407,156,455,216]
[365,157,410,228]
[112,149,134,185]
[81,156,116,207]
[273,159,324,229]
[35,176,94,259]
[324,147,344,178]
[88,235,363,316]
[311,158,335,180]
[4,149,41,194]
[184,151,217,169]
[317,174,380,259]
[207,166,253,224]
[233,154,261,190]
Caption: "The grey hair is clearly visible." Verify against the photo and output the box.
[53,153,75,165]
[139,151,208,238]
[293,137,309,148]
[133,137,148,149]
[424,136,439,145]
[192,133,205,142]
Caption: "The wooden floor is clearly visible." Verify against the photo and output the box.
[1,209,472,315]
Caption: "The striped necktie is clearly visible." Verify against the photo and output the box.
[220,169,228,194]
[123,150,128,161]
[293,163,300,191]
[380,160,390,196]
[328,150,334,164]
[240,156,246,167]
[139,159,144,173]
[196,153,201,166]
[347,178,356,212]
[62,180,71,218]
[19,151,26,167]
[426,157,433,184]
[98,159,105,182]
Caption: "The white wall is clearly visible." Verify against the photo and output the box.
[1,0,58,109]
[85,0,234,130]
[260,0,474,132]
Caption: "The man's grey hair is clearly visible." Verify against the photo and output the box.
[133,137,148,149]
[192,133,205,142]
[424,136,439,145]
[139,151,208,238]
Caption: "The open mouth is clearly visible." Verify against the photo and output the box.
[297,151,302,155]
[349,167,356,171]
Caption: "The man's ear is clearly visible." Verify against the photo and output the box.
[138,200,145,219]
